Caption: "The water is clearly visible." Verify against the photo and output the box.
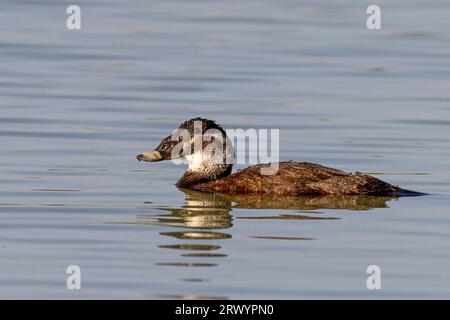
[1,0,450,299]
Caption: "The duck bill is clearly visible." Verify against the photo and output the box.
[136,151,163,162]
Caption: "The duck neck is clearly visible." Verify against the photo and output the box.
[176,164,232,188]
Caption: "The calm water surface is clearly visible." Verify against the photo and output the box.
[1,0,450,299]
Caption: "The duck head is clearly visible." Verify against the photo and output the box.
[137,118,234,187]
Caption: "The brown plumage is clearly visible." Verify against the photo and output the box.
[137,118,423,197]
[177,161,414,196]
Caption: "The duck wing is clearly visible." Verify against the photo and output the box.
[190,162,348,195]
[189,162,421,196]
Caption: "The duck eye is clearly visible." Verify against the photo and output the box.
[162,143,169,149]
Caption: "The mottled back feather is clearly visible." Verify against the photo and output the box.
[187,162,405,196]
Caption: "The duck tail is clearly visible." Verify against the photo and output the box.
[391,187,427,197]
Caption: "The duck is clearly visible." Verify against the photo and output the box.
[136,117,423,196]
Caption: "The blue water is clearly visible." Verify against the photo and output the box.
[1,0,450,299]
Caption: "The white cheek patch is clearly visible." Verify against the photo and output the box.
[184,128,234,176]
[185,153,206,172]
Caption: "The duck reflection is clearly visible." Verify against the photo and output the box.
[218,192,397,211]
[134,189,398,269]
[139,190,232,231]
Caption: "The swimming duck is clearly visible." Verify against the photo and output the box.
[137,118,422,196]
